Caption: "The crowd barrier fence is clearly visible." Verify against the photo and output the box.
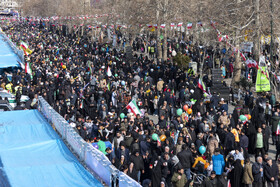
[38,96,141,187]
[0,29,24,63]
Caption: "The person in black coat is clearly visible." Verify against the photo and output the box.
[240,130,249,159]
[129,150,144,182]
[264,157,279,187]
[151,159,162,187]
[116,142,130,162]
[252,156,264,187]
[244,122,257,154]
[262,123,271,153]
[228,159,243,187]
[224,128,235,155]
[177,144,193,180]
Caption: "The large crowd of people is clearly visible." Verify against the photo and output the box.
[1,19,280,187]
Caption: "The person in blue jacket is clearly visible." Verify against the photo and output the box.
[212,148,225,175]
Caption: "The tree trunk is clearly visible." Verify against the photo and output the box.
[232,0,242,88]
[156,1,162,60]
[253,0,260,62]
[157,28,162,60]
[231,44,242,88]
[163,26,168,61]
[162,0,168,61]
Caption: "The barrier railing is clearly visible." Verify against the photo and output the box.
[0,28,24,63]
[38,96,141,187]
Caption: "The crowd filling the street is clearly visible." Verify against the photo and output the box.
[1,19,280,187]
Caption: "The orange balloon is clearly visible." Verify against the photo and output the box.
[248,114,251,120]
[62,65,66,69]
[160,134,167,142]
[183,105,188,111]
[187,108,192,115]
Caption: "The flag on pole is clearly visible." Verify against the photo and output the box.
[187,22,192,29]
[107,82,110,91]
[198,78,210,97]
[177,22,183,27]
[276,122,280,135]
[20,41,32,55]
[171,89,175,96]
[160,24,166,28]
[245,59,258,68]
[25,62,32,74]
[197,77,206,92]
[197,21,203,27]
[87,61,92,75]
[170,23,175,27]
[107,66,112,77]
[240,52,247,61]
[126,99,142,117]
[227,179,231,187]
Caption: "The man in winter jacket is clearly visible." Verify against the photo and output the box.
[177,144,193,180]
[224,128,235,156]
[171,166,188,187]
[264,157,279,187]
[252,156,264,187]
[212,148,225,175]
[130,150,144,182]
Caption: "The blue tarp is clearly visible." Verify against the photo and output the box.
[0,110,103,187]
[0,34,21,68]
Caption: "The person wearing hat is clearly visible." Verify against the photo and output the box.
[264,157,279,187]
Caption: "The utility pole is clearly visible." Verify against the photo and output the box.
[270,0,273,62]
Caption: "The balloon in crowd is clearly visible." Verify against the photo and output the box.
[121,80,125,86]
[152,133,159,141]
[247,114,251,120]
[159,134,167,142]
[183,105,188,111]
[245,114,252,120]
[239,115,247,121]
[177,108,183,116]
[199,146,206,155]
[187,108,192,115]
[120,113,125,119]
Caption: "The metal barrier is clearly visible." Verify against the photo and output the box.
[0,28,24,63]
[38,96,141,187]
